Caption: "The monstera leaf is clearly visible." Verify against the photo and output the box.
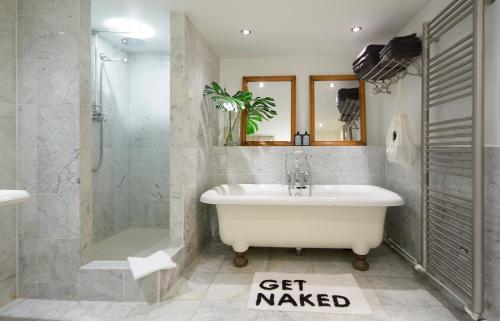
[246,96,277,135]
[203,81,277,141]
[203,82,247,111]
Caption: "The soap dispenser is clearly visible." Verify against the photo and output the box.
[294,131,302,146]
[302,131,310,146]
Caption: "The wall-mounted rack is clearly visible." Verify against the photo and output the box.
[361,56,421,95]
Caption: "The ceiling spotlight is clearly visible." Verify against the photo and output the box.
[351,26,362,33]
[241,29,252,36]
[319,123,323,128]
[259,82,264,88]
[329,82,335,88]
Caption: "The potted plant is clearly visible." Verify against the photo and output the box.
[203,82,277,145]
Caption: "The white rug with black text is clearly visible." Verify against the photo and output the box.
[248,272,372,315]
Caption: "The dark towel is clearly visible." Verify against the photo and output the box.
[337,88,359,102]
[353,54,380,73]
[379,33,422,59]
[352,44,385,66]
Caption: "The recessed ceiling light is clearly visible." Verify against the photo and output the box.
[329,82,335,88]
[351,26,362,33]
[241,29,252,36]
[259,82,264,88]
[319,123,323,128]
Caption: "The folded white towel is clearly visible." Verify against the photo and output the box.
[127,251,177,280]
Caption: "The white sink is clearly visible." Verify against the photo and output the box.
[0,190,30,207]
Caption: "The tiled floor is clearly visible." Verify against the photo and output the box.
[0,242,469,321]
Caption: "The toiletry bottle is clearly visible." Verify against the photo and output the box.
[302,131,310,146]
[294,131,302,146]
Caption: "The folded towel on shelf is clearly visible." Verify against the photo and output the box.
[380,33,422,59]
[352,44,385,66]
[353,54,380,73]
[337,88,359,102]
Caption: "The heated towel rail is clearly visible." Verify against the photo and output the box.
[420,0,484,318]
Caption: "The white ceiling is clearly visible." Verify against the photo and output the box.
[91,0,430,57]
[92,0,171,53]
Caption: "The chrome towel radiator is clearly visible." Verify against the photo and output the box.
[421,0,485,319]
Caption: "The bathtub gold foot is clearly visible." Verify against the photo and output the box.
[233,251,248,268]
[353,254,370,271]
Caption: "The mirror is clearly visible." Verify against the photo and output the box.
[241,76,296,145]
[309,75,366,145]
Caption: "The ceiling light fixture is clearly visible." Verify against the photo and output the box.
[241,29,252,36]
[259,82,265,88]
[329,82,335,88]
[103,18,155,39]
[351,26,362,33]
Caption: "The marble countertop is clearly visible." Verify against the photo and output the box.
[0,190,30,207]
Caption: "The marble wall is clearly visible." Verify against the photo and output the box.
[169,12,220,262]
[127,53,170,229]
[384,155,421,260]
[484,147,500,318]
[16,0,92,299]
[91,43,170,242]
[92,35,130,243]
[0,0,18,307]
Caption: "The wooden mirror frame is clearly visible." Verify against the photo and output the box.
[240,76,296,146]
[309,75,367,146]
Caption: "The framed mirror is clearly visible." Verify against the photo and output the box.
[241,76,296,145]
[309,75,366,146]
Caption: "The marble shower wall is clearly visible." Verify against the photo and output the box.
[169,12,220,263]
[16,0,92,299]
[0,0,17,307]
[127,53,170,229]
[92,35,130,243]
[91,38,170,241]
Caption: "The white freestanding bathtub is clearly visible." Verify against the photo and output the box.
[200,184,404,270]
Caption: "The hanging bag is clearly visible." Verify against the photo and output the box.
[386,80,417,167]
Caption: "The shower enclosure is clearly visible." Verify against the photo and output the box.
[90,30,170,260]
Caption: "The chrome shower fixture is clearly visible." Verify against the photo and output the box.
[99,53,128,63]
[121,37,146,48]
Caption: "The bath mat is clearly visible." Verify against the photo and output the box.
[247,272,372,315]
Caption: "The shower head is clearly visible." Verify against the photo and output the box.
[99,53,128,63]
[121,37,146,48]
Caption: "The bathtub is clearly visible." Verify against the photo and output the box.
[200,184,404,270]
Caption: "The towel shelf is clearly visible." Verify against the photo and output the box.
[359,55,421,95]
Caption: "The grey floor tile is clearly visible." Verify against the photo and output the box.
[60,301,145,321]
[0,242,465,321]
[267,248,314,273]
[368,276,446,308]
[204,272,254,301]
[384,305,462,321]
[165,271,217,300]
[0,299,77,320]
[125,299,201,321]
